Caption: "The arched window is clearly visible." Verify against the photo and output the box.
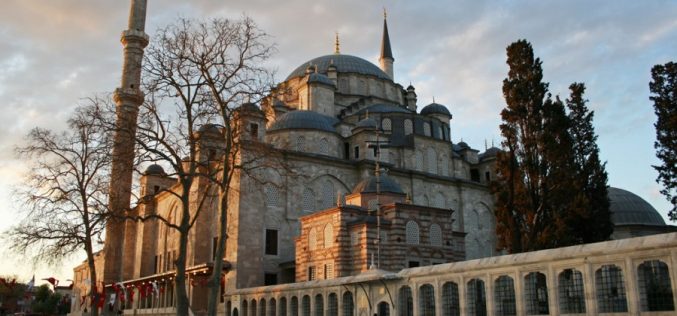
[265,185,280,208]
[524,272,549,315]
[442,282,460,316]
[466,279,486,316]
[319,138,330,155]
[494,276,516,316]
[327,294,338,316]
[427,147,437,173]
[382,118,392,132]
[595,264,628,313]
[433,193,444,208]
[415,151,424,171]
[227,301,232,316]
[398,286,413,316]
[323,224,334,248]
[308,228,317,251]
[419,284,435,316]
[342,292,354,316]
[638,260,674,311]
[423,122,431,136]
[429,224,442,246]
[260,299,266,316]
[404,119,413,135]
[368,199,378,211]
[291,297,299,316]
[314,294,324,316]
[438,126,444,140]
[405,221,420,245]
[296,135,306,152]
[440,155,449,176]
[280,298,287,316]
[268,299,276,316]
[251,300,257,316]
[377,302,390,316]
[301,296,311,316]
[558,269,585,314]
[302,188,315,212]
[242,300,249,316]
[321,181,335,209]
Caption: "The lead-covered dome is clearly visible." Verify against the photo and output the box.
[352,175,405,195]
[144,164,166,176]
[286,54,390,80]
[268,110,338,133]
[420,102,451,116]
[609,187,666,226]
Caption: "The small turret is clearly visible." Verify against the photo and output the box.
[379,10,394,81]
[405,84,417,111]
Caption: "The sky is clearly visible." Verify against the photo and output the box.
[0,0,675,285]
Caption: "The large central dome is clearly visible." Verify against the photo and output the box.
[286,54,390,80]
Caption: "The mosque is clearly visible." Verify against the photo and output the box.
[70,10,675,316]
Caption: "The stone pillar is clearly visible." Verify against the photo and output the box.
[103,0,149,285]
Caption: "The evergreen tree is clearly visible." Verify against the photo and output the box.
[494,39,587,252]
[566,83,613,241]
[649,62,677,220]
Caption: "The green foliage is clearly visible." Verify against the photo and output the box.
[494,40,612,253]
[31,285,62,315]
[0,276,27,315]
[649,62,677,220]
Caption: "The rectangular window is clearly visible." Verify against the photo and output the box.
[265,229,278,255]
[470,169,480,182]
[264,273,278,286]
[154,255,159,274]
[354,146,359,159]
[212,237,218,260]
[324,263,334,279]
[250,123,259,138]
[408,261,420,268]
[344,142,350,160]
[308,266,316,281]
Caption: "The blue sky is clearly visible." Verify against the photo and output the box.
[0,0,675,283]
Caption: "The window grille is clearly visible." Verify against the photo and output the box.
[558,269,585,314]
[265,185,280,208]
[427,147,437,173]
[319,138,330,155]
[377,302,390,316]
[327,294,338,316]
[429,224,442,246]
[290,297,298,316]
[419,284,436,316]
[423,122,431,136]
[280,298,287,316]
[524,272,549,315]
[405,221,420,245]
[595,264,628,313]
[368,199,378,211]
[302,188,315,212]
[433,193,444,208]
[296,135,306,152]
[466,279,486,316]
[260,299,266,316]
[302,296,311,316]
[442,282,460,316]
[398,286,413,316]
[342,292,354,316]
[315,294,324,316]
[351,232,360,245]
[251,300,257,316]
[269,299,276,316]
[308,228,317,251]
[382,118,392,132]
[494,276,516,316]
[321,181,335,209]
[324,263,334,279]
[637,260,675,311]
[324,224,334,248]
[404,119,413,135]
[243,300,248,316]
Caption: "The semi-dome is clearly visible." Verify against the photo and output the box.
[144,164,166,176]
[352,175,405,195]
[268,110,338,133]
[286,54,390,81]
[609,187,666,226]
[198,123,222,135]
[420,102,451,116]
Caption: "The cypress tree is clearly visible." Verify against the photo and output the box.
[649,62,677,220]
[566,83,613,241]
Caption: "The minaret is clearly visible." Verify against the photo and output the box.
[103,0,149,284]
[379,9,394,80]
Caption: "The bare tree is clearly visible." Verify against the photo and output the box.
[138,16,279,316]
[6,99,114,316]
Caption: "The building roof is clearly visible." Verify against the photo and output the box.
[286,54,390,80]
[307,73,335,86]
[352,175,405,195]
[356,103,412,114]
[354,117,378,130]
[144,164,166,176]
[380,18,393,60]
[420,102,451,116]
[479,147,501,160]
[609,187,666,226]
[268,110,338,133]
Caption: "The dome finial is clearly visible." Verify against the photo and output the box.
[433,96,436,103]
[383,7,387,19]
[334,31,340,54]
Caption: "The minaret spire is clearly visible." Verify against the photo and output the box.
[335,31,340,54]
[379,8,394,80]
[104,0,149,284]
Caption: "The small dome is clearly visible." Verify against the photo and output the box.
[420,103,451,116]
[353,117,378,130]
[352,175,405,195]
[238,102,262,113]
[144,164,166,176]
[456,141,469,149]
[356,103,412,114]
[406,85,415,91]
[286,54,390,80]
[268,110,338,133]
[609,187,666,226]
[198,124,222,134]
[307,73,335,86]
[479,147,501,159]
